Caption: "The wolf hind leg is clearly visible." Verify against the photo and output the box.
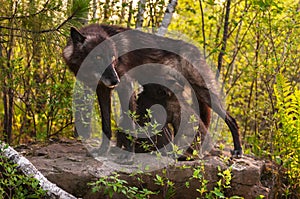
[116,78,136,150]
[193,85,242,157]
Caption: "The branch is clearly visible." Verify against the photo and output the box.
[0,10,77,34]
[49,122,74,137]
[0,0,52,20]
[156,0,178,36]
[0,141,79,199]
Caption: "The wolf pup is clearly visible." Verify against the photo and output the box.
[128,83,210,160]
[63,24,243,158]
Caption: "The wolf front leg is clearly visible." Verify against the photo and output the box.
[96,83,113,156]
[73,84,93,139]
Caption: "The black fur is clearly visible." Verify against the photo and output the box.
[63,24,242,158]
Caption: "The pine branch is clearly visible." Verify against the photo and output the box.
[0,0,89,34]
[0,11,75,34]
[0,0,52,20]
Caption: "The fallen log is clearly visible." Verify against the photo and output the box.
[0,141,79,199]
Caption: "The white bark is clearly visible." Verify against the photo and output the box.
[0,141,79,199]
[156,0,178,36]
[136,0,146,28]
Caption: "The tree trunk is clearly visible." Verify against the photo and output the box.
[136,0,146,28]
[2,5,15,144]
[198,0,206,57]
[216,0,231,80]
[156,0,178,36]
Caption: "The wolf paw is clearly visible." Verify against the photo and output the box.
[89,145,109,157]
[230,149,243,158]
[114,153,134,165]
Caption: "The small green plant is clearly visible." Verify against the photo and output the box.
[123,109,164,153]
[207,166,234,199]
[0,154,47,199]
[154,173,175,199]
[191,164,209,196]
[191,163,243,199]
[89,172,157,199]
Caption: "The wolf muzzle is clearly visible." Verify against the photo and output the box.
[101,64,120,88]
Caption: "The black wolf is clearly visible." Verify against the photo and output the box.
[63,24,242,158]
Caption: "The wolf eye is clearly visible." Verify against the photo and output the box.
[96,56,101,60]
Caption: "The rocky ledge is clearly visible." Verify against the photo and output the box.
[17,139,280,199]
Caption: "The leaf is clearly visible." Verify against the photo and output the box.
[212,187,225,198]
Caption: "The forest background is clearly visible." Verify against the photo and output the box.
[0,0,299,196]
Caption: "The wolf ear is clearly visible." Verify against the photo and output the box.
[70,27,86,44]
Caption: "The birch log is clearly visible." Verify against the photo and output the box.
[0,141,79,199]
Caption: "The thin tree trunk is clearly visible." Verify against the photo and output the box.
[3,2,15,144]
[92,0,97,20]
[156,0,178,36]
[198,0,206,57]
[103,0,110,21]
[136,0,146,28]
[127,1,133,28]
[216,0,231,80]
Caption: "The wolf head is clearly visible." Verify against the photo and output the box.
[63,26,120,88]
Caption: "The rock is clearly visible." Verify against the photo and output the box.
[22,140,280,199]
[228,184,270,199]
[231,156,264,186]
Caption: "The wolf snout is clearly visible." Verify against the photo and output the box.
[100,63,120,88]
[101,76,120,88]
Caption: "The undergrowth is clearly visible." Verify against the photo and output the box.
[0,149,47,199]
[89,163,245,199]
[273,73,300,196]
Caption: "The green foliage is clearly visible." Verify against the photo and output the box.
[0,154,46,198]
[88,172,157,199]
[121,109,164,153]
[0,0,86,143]
[154,173,175,199]
[171,0,300,194]
[192,164,242,199]
[207,166,234,199]
[1,0,300,196]
[191,165,209,196]
[90,164,245,199]
[273,73,300,192]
